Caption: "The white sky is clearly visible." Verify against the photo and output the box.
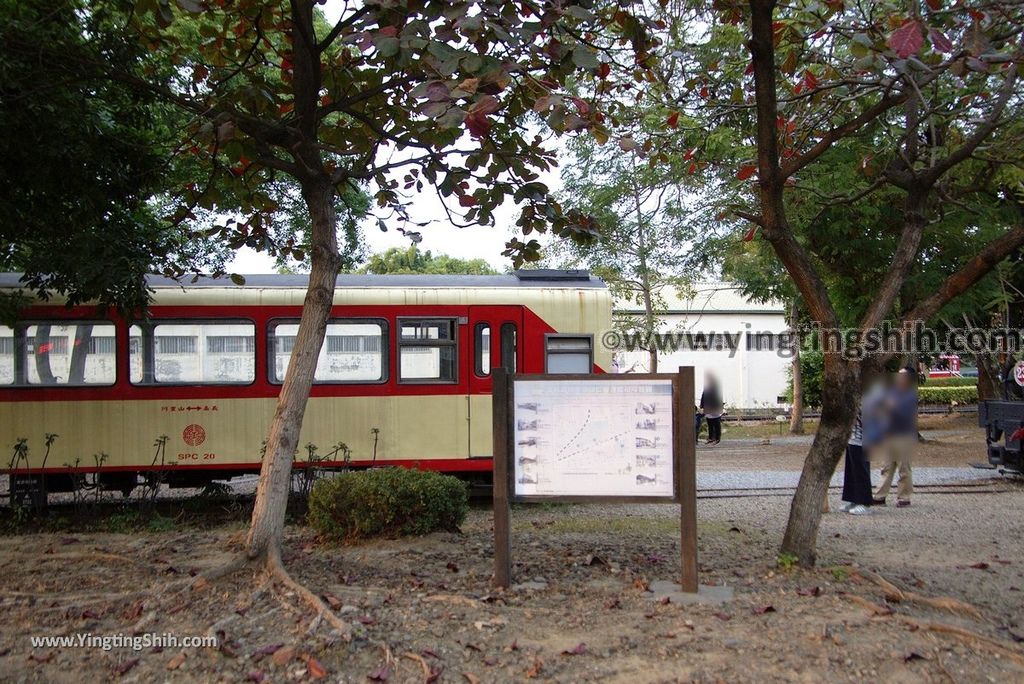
[227,2,562,274]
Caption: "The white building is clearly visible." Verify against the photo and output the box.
[613,282,792,410]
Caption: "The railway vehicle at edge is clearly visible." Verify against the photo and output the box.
[0,270,612,504]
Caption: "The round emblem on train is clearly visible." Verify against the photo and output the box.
[1015,361,1024,387]
[183,424,207,447]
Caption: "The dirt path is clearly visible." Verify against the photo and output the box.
[1,485,1022,683]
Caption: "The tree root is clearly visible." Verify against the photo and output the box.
[265,546,351,642]
[844,595,1024,667]
[857,569,984,619]
[403,652,432,681]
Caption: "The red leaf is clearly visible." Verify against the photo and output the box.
[736,164,757,181]
[926,0,941,9]
[928,28,953,54]
[803,69,818,90]
[970,562,990,570]
[469,95,500,115]
[379,26,399,37]
[368,665,391,681]
[464,112,491,138]
[753,604,776,615]
[114,658,140,677]
[742,225,758,242]
[570,97,590,115]
[687,162,697,175]
[666,111,679,128]
[597,62,610,79]
[307,656,328,680]
[889,20,923,59]
[561,643,587,655]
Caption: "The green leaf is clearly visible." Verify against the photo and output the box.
[572,46,600,69]
[229,273,246,286]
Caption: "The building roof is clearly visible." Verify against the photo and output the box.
[615,281,785,315]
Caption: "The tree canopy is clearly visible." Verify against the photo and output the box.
[358,246,499,275]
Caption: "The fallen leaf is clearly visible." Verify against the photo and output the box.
[659,596,671,605]
[323,594,342,610]
[753,605,776,615]
[604,598,621,610]
[271,645,296,666]
[504,640,519,653]
[245,672,266,683]
[359,615,377,625]
[561,643,587,656]
[28,652,54,663]
[483,654,498,666]
[123,601,144,621]
[463,673,481,684]
[714,612,732,621]
[583,554,606,567]
[306,656,327,679]
[114,658,140,677]
[191,576,210,592]
[526,656,544,678]
[422,648,440,658]
[368,664,391,681]
[904,651,930,662]
[166,652,186,670]
[970,562,990,570]
[252,643,283,660]
[796,586,822,597]
[633,578,650,592]
[446,562,460,573]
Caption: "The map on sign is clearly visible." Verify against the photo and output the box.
[512,379,675,498]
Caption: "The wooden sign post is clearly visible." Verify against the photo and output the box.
[492,367,697,592]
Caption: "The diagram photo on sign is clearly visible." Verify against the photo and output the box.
[512,379,675,498]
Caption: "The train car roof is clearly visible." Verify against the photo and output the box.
[0,270,606,290]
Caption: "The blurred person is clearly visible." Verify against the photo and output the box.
[873,367,919,508]
[839,379,887,515]
[700,373,724,445]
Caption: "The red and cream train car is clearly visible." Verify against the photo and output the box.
[0,271,611,500]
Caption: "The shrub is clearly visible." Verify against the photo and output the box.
[307,467,469,542]
[918,385,978,405]
[923,376,976,387]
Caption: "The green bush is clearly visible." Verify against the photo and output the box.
[307,467,469,542]
[923,376,976,387]
[918,385,978,404]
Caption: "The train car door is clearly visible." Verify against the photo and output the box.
[467,306,523,458]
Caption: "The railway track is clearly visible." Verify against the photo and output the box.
[695,479,1017,500]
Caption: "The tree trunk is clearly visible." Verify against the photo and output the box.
[780,355,858,565]
[977,353,1002,401]
[246,179,341,559]
[68,324,94,384]
[788,300,804,434]
[33,324,56,384]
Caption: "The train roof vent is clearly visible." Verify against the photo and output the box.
[514,269,591,281]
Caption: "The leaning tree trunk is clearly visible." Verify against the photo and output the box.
[788,300,804,435]
[246,179,341,559]
[780,354,858,565]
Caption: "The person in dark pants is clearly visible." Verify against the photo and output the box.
[700,373,723,445]
[839,410,872,514]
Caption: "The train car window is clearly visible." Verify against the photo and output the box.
[268,319,387,384]
[500,322,517,372]
[0,326,14,385]
[19,323,117,386]
[398,318,457,383]
[130,321,255,384]
[474,323,491,377]
[545,335,593,374]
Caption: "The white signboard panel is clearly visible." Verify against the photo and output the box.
[512,379,675,498]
